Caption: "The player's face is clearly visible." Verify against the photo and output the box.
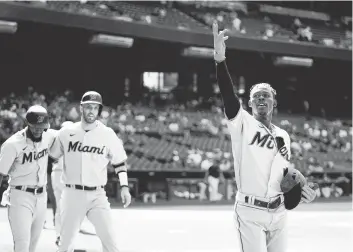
[28,125,46,139]
[249,89,275,117]
[81,103,100,124]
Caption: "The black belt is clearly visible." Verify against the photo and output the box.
[66,184,104,191]
[245,196,282,209]
[14,186,44,195]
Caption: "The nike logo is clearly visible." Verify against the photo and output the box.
[69,134,75,137]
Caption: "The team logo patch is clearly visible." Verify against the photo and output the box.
[89,95,98,101]
[37,115,44,123]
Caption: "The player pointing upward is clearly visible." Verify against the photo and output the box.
[212,22,317,252]
[50,91,131,252]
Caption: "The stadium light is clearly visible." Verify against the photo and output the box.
[182,46,214,58]
[274,56,313,67]
[89,34,134,48]
[0,20,18,34]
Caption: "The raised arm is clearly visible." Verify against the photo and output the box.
[213,22,241,120]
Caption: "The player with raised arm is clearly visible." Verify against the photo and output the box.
[0,105,56,252]
[213,21,317,252]
[50,91,131,252]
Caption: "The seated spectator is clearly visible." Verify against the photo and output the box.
[186,149,203,167]
[298,26,312,42]
[292,18,302,34]
[291,141,302,154]
[342,142,351,153]
[178,23,189,30]
[322,38,335,47]
[142,15,152,24]
[200,157,213,170]
[263,24,275,39]
[231,12,242,32]
[302,141,313,152]
[324,161,335,170]
[219,159,232,171]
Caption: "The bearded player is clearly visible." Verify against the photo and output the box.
[0,105,56,252]
[50,91,131,252]
[213,22,317,252]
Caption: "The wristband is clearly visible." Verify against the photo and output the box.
[118,171,128,187]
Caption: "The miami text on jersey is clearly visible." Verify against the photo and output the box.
[22,148,49,164]
[68,141,105,154]
[250,131,275,149]
[249,131,290,161]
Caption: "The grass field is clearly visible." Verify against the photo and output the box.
[0,201,352,252]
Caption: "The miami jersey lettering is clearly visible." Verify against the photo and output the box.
[0,128,56,186]
[22,148,49,164]
[50,121,127,187]
[68,141,105,154]
[249,131,290,161]
[227,107,291,198]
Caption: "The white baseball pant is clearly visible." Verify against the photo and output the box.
[234,192,287,252]
[58,187,119,252]
[7,188,47,252]
[51,170,65,238]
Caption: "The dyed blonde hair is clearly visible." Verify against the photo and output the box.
[249,83,277,98]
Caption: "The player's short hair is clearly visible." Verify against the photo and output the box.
[249,83,277,98]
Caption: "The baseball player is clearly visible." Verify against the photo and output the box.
[50,91,131,252]
[51,121,74,246]
[212,22,317,252]
[0,105,56,252]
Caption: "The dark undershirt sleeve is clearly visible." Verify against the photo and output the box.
[215,61,241,120]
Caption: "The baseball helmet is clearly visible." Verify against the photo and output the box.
[80,91,103,105]
[61,121,74,128]
[80,91,103,115]
[25,105,50,129]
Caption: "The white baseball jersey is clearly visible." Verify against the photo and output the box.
[50,121,127,187]
[0,128,56,187]
[52,157,63,172]
[227,107,291,198]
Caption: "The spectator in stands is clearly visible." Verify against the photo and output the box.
[187,149,203,168]
[200,152,214,170]
[263,23,275,39]
[231,12,242,32]
[216,12,226,29]
[142,15,152,24]
[0,86,351,201]
[322,37,335,47]
[292,18,302,34]
[219,158,232,171]
[298,26,312,42]
[178,23,189,30]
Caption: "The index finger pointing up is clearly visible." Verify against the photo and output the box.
[212,22,218,37]
[219,29,228,37]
